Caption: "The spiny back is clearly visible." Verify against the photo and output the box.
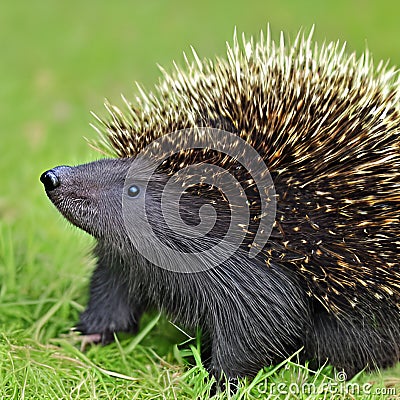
[91,28,400,317]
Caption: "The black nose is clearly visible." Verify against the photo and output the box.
[40,170,60,190]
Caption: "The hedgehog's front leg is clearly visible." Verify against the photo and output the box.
[76,249,146,345]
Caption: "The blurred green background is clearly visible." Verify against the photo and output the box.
[0,0,400,396]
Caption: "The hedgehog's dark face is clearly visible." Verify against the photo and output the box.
[40,155,244,272]
[40,158,141,240]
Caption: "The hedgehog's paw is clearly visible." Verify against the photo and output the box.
[64,328,112,351]
[78,332,103,351]
[74,308,141,350]
[73,322,117,349]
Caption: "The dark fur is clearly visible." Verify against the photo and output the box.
[41,157,400,379]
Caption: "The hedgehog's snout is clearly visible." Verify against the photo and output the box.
[40,170,60,190]
[40,166,72,191]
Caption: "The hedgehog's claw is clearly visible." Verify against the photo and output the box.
[79,333,103,351]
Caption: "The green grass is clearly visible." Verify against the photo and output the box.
[1,1,400,398]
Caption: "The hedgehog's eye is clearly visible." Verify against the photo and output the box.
[127,185,140,198]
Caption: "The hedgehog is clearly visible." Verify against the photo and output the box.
[40,28,400,380]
